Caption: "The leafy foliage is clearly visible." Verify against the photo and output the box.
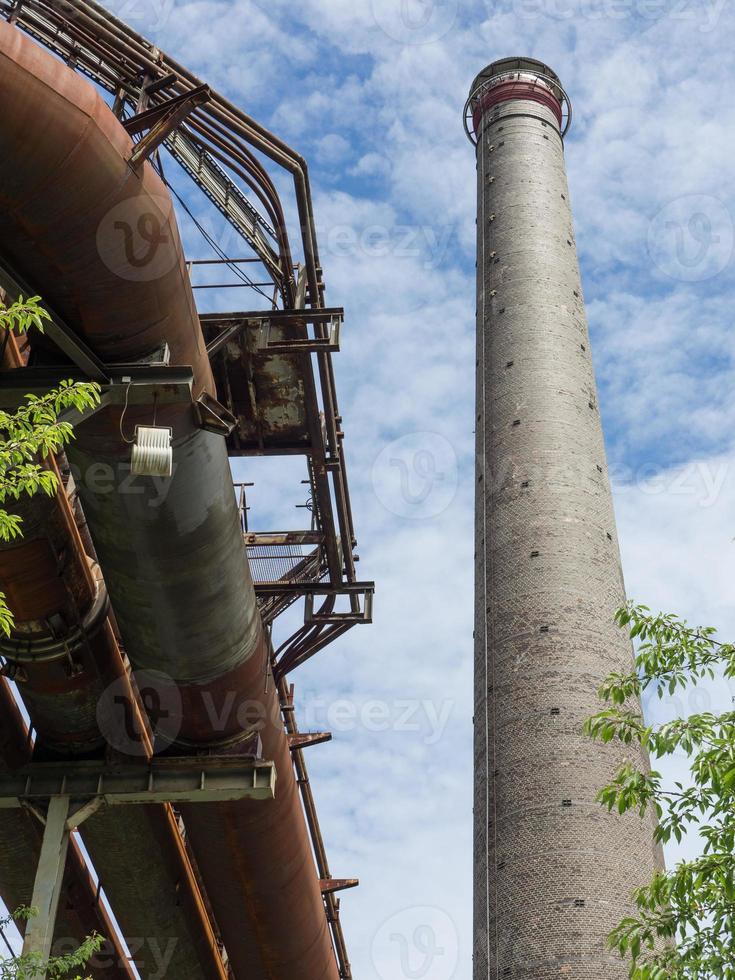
[0,907,103,979]
[585,601,735,978]
[0,297,100,636]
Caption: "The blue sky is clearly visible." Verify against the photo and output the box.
[133,1,735,977]
[7,0,735,976]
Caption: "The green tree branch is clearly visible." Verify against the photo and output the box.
[585,601,735,977]
[0,297,100,636]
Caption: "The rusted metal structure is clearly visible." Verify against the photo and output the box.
[0,3,371,977]
[465,58,664,977]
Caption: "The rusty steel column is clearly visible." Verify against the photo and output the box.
[465,57,664,978]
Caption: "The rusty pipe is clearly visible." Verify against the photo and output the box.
[0,346,228,979]
[28,0,322,307]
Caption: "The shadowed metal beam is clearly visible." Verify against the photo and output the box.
[0,757,276,807]
[0,258,108,380]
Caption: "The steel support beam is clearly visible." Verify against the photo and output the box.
[253,580,374,597]
[127,85,211,166]
[4,759,274,977]
[319,879,359,896]
[288,732,332,750]
[0,258,108,380]
[244,531,324,547]
[122,84,210,137]
[0,364,195,427]
[203,308,344,357]
[0,758,276,807]
[21,795,71,970]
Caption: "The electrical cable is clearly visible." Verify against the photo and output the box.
[161,171,275,305]
[119,378,135,444]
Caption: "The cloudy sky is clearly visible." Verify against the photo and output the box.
[9,0,735,975]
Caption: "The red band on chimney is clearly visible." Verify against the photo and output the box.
[472,79,563,135]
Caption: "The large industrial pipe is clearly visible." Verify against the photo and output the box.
[466,57,664,976]
[0,20,337,979]
[0,331,229,979]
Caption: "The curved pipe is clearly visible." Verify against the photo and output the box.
[0,21,338,980]
[22,0,320,307]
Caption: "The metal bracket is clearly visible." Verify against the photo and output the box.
[195,390,237,436]
[288,732,332,750]
[254,580,373,598]
[256,315,340,355]
[202,308,344,359]
[319,879,359,895]
[243,531,324,547]
[125,84,211,166]
[304,583,374,625]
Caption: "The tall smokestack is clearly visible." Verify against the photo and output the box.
[465,58,664,976]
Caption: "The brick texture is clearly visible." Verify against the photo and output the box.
[472,66,665,979]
